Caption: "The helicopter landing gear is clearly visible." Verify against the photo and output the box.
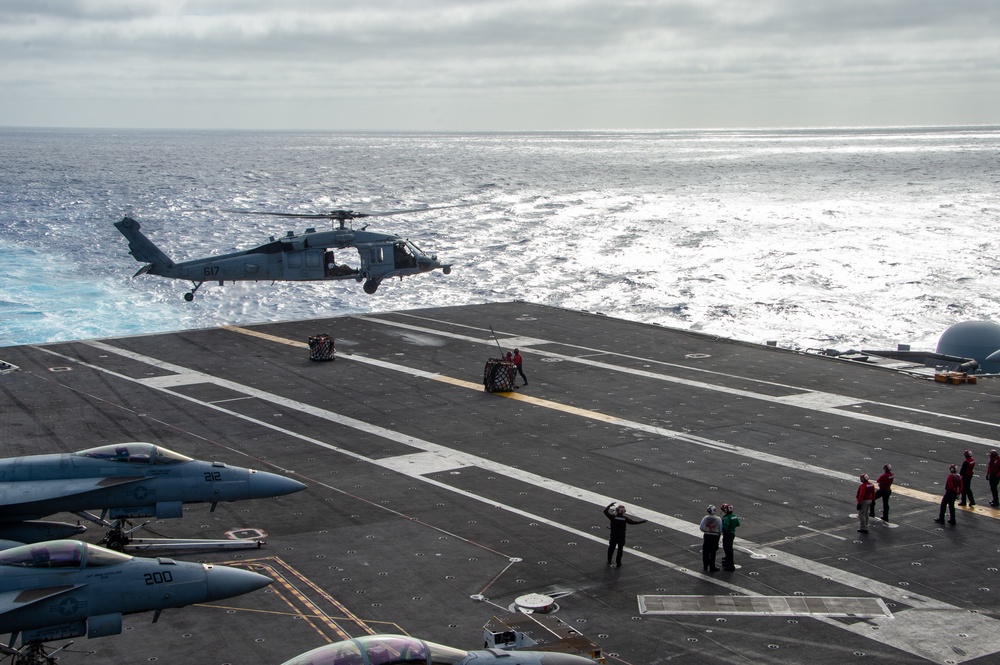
[363,279,381,294]
[184,281,205,301]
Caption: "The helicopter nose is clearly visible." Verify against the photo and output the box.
[247,469,308,499]
[203,563,272,602]
[417,258,440,272]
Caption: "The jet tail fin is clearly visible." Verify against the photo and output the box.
[114,217,173,269]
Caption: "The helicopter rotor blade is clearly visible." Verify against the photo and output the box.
[364,203,478,217]
[221,209,367,220]
[221,202,477,221]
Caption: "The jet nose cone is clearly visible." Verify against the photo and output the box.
[247,470,307,499]
[204,564,272,602]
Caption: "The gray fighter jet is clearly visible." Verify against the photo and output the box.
[0,539,271,661]
[0,442,306,548]
[281,634,598,665]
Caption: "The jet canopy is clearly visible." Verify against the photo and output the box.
[74,442,193,465]
[0,540,132,569]
[284,634,469,665]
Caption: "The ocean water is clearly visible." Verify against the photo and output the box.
[2,126,999,351]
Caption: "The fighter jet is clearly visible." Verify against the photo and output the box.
[0,442,306,548]
[281,634,598,665]
[0,539,271,660]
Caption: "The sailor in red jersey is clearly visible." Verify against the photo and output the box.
[856,474,875,533]
[869,464,894,522]
[512,349,527,386]
[935,464,963,525]
[987,450,1000,507]
[958,450,976,507]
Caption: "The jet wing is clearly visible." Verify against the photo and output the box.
[0,585,84,616]
[0,477,145,508]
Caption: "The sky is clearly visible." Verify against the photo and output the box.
[1,0,998,131]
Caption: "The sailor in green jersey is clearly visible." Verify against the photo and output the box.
[720,503,741,571]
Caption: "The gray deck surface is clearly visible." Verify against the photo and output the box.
[2,301,1000,665]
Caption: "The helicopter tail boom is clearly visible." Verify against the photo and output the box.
[114,217,174,271]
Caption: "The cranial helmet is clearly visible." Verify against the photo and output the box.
[965,450,973,458]
[615,505,626,514]
[721,503,733,514]
[950,464,958,473]
[991,450,998,457]
[883,464,892,472]
[707,505,716,514]
[860,473,869,482]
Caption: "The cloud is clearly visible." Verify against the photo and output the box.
[1,0,998,129]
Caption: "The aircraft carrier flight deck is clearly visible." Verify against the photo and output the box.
[3,301,1000,665]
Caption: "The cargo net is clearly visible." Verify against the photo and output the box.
[484,359,516,392]
[308,334,335,361]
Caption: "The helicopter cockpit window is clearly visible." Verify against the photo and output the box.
[0,540,84,568]
[393,242,417,269]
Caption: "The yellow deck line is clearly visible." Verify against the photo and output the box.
[222,325,999,519]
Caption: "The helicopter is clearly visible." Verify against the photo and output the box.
[114,206,457,300]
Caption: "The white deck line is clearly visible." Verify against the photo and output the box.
[30,335,1000,664]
